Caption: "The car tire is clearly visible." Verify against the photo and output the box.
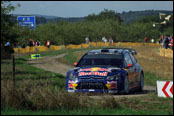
[139,73,144,91]
[124,76,129,94]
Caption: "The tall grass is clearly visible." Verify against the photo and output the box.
[1,80,120,110]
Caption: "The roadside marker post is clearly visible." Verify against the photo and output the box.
[12,54,15,89]
[157,81,173,98]
[31,54,40,59]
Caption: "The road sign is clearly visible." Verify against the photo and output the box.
[31,54,40,59]
[17,16,36,29]
[157,81,173,98]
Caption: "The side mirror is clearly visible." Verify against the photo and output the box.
[128,64,133,68]
[74,62,78,67]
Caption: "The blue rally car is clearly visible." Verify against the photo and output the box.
[65,48,144,94]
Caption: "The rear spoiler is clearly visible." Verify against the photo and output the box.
[123,48,137,55]
[103,48,137,55]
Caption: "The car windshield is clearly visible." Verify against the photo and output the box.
[77,54,122,68]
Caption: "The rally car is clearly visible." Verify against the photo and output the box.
[65,48,144,94]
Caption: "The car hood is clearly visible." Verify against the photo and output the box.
[72,67,121,77]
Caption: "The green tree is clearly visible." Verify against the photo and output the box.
[1,1,20,45]
[85,9,123,23]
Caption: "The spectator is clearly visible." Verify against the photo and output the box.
[170,36,173,50]
[36,40,41,46]
[102,36,107,43]
[144,37,147,43]
[109,37,113,45]
[5,41,10,46]
[46,40,50,48]
[167,35,171,42]
[151,39,154,43]
[159,35,164,46]
[85,37,89,44]
[32,40,35,46]
[163,36,169,49]
[28,38,33,47]
[162,36,166,48]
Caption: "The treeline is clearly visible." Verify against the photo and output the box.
[1,1,173,47]
[13,9,173,46]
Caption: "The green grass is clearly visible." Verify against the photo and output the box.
[144,72,166,86]
[1,105,173,115]
[58,50,88,66]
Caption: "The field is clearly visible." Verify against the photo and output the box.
[1,45,173,115]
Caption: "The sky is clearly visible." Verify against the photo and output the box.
[10,1,173,17]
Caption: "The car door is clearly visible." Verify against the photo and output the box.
[124,53,136,89]
[129,53,140,86]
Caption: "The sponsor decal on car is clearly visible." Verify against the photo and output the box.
[68,80,77,84]
[107,81,117,84]
[79,67,111,72]
[106,81,117,89]
[68,83,78,90]
[78,71,108,76]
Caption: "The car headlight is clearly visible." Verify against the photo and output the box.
[106,73,121,81]
[69,73,78,81]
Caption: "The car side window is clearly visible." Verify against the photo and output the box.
[124,53,133,67]
[124,60,128,67]
[129,53,137,64]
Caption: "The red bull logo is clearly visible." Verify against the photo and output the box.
[79,67,111,72]
[78,71,108,76]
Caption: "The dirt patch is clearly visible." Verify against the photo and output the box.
[27,53,73,76]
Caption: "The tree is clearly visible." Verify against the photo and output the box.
[1,1,20,45]
[85,9,123,23]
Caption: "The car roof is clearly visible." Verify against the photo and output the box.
[87,48,137,55]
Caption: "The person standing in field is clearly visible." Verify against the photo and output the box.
[32,40,35,46]
[36,40,41,46]
[144,37,147,43]
[85,37,89,44]
[109,37,113,46]
[28,38,33,47]
[151,39,154,43]
[163,36,169,49]
[170,36,173,50]
[102,36,107,43]
[46,40,50,48]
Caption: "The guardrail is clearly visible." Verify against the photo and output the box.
[13,42,161,54]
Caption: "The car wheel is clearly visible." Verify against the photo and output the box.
[139,73,144,91]
[124,76,129,94]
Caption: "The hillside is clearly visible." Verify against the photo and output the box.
[12,14,85,24]
[119,10,173,24]
[12,10,173,25]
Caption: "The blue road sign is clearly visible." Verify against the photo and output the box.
[17,16,36,29]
